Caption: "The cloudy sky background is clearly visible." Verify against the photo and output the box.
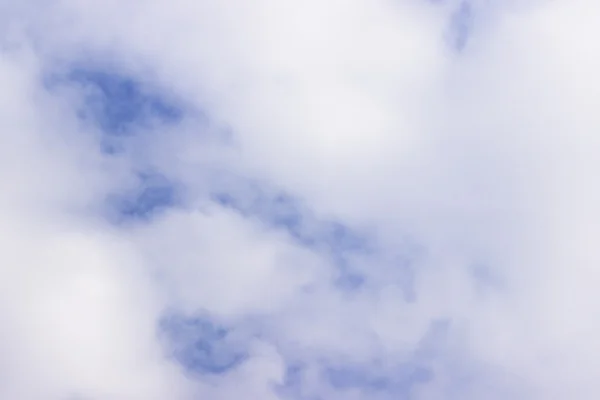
[1,0,599,398]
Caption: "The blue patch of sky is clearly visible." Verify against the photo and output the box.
[319,323,447,395]
[274,360,433,399]
[159,312,249,376]
[448,1,473,52]
[212,180,369,251]
[212,182,373,290]
[213,176,425,297]
[44,63,186,155]
[274,319,448,399]
[105,170,181,223]
[160,315,445,396]
[469,262,505,292]
[45,62,190,220]
[64,67,183,135]
[324,362,433,393]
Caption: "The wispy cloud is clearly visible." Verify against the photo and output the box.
[1,0,599,399]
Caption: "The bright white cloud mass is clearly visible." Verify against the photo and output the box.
[1,0,599,398]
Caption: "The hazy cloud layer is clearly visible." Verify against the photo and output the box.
[1,0,599,399]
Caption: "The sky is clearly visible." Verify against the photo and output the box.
[0,0,600,399]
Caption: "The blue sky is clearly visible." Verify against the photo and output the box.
[1,0,599,399]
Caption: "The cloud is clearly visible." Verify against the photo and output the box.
[1,0,600,399]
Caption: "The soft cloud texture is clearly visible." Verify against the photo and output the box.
[1,0,599,399]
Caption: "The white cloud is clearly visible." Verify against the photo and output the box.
[1,0,600,399]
